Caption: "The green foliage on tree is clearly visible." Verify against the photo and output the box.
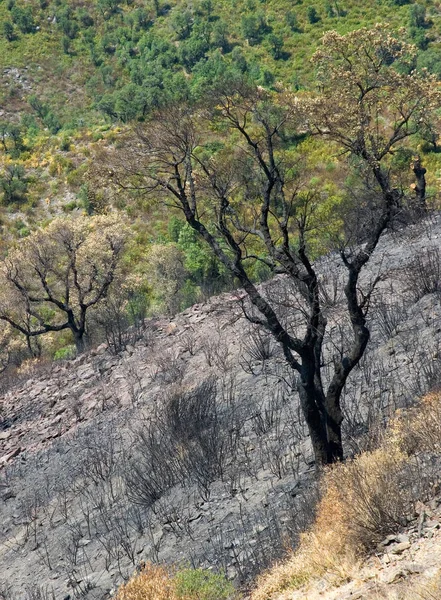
[3,20,15,41]
[56,6,79,39]
[0,164,28,204]
[267,33,284,59]
[307,6,320,23]
[171,7,194,40]
[0,121,24,157]
[28,95,62,133]
[11,4,35,33]
[285,11,300,32]
[409,3,426,28]
[241,12,269,45]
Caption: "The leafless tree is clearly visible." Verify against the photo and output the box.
[101,27,438,464]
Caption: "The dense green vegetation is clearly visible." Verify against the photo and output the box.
[1,0,441,363]
[1,0,441,126]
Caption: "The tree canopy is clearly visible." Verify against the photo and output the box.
[0,214,129,352]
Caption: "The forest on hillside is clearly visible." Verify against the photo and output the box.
[0,1,440,363]
[0,1,439,371]
[3,2,441,599]
[0,12,439,461]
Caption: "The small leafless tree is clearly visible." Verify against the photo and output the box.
[92,288,148,354]
[243,327,275,364]
[179,327,198,355]
[370,293,409,343]
[152,350,186,384]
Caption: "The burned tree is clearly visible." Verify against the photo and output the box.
[411,156,427,212]
[103,27,438,464]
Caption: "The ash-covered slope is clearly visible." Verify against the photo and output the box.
[2,216,441,599]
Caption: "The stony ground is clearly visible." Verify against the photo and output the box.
[2,216,441,599]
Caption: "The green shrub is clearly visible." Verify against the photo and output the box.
[409,3,426,28]
[175,569,236,600]
[307,6,320,24]
[0,164,28,204]
[59,137,71,151]
[285,11,300,32]
[62,200,80,212]
[11,5,35,34]
[54,345,77,361]
[3,20,15,41]
[241,12,268,45]
[267,33,284,59]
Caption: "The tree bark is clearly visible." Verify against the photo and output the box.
[412,155,427,213]
[73,329,86,354]
[298,357,331,464]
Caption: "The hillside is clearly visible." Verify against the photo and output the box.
[2,0,441,124]
[3,1,441,598]
[2,216,441,598]
[1,0,441,239]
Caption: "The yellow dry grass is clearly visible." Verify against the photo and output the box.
[114,564,179,600]
[251,391,441,600]
[407,570,441,600]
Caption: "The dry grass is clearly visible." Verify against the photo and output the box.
[391,391,441,456]
[251,391,441,600]
[115,564,179,600]
[251,447,408,600]
[400,569,441,600]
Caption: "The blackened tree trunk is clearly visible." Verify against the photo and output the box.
[412,155,427,213]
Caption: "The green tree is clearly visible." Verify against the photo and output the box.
[56,6,79,39]
[267,33,284,59]
[28,94,46,120]
[11,5,35,33]
[212,20,229,52]
[177,224,230,295]
[231,46,248,72]
[97,0,123,19]
[2,21,15,41]
[409,3,426,28]
[0,164,28,204]
[133,7,151,28]
[179,34,209,69]
[62,35,71,54]
[241,12,268,45]
[28,95,62,133]
[307,6,320,23]
[0,121,24,157]
[171,8,193,40]
[285,11,300,32]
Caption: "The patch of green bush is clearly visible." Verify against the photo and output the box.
[175,568,236,600]
[53,345,76,361]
